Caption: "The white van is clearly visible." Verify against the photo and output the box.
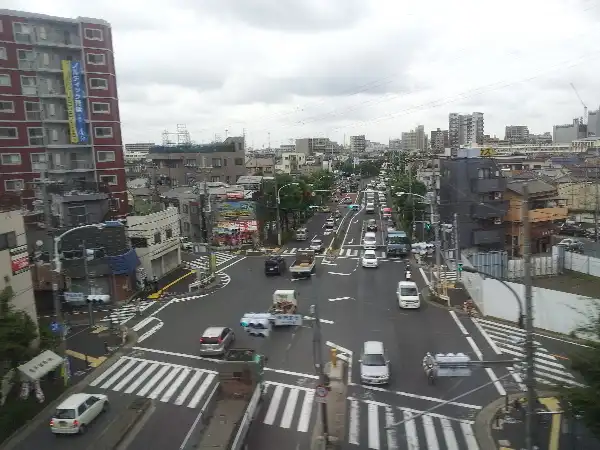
[50,393,109,434]
[363,232,377,250]
[397,281,420,309]
[295,228,308,241]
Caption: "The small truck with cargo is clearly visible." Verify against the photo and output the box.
[240,290,304,328]
[289,250,316,278]
[197,349,264,450]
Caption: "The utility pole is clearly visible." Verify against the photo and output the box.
[201,164,215,276]
[311,304,329,445]
[409,164,415,240]
[275,175,282,247]
[82,240,94,327]
[522,184,537,450]
[453,212,460,278]
[432,162,441,293]
[595,166,599,243]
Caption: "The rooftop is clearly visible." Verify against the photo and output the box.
[506,179,556,196]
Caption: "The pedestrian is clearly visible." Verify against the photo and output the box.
[152,275,158,293]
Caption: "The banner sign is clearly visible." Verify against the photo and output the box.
[10,245,30,275]
[61,60,89,144]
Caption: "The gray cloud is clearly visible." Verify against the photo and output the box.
[179,0,368,31]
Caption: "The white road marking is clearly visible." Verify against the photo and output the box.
[264,385,284,425]
[328,296,352,302]
[280,388,299,429]
[264,368,319,379]
[403,410,419,450]
[356,384,481,409]
[348,398,360,445]
[297,390,314,433]
[328,271,352,276]
[449,310,468,335]
[368,403,380,449]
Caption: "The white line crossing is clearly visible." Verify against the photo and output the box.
[184,252,238,270]
[347,397,479,450]
[98,301,156,325]
[280,248,388,259]
[474,318,584,387]
[259,381,316,433]
[88,356,218,408]
[434,270,458,282]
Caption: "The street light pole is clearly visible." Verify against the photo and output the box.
[276,183,299,247]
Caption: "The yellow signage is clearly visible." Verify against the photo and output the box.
[61,60,78,144]
[480,148,496,157]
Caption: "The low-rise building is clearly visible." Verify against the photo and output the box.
[127,207,181,279]
[246,157,275,175]
[504,180,568,256]
[276,152,306,174]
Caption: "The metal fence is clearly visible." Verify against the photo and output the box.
[467,250,560,280]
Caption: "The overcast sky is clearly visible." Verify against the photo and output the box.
[6,0,600,147]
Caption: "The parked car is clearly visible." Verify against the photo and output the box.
[199,327,236,356]
[557,238,584,253]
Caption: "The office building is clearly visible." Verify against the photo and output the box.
[401,125,427,151]
[295,137,340,156]
[439,151,508,250]
[124,142,154,163]
[448,112,484,148]
[553,118,588,144]
[349,135,366,153]
[430,128,449,153]
[146,137,246,186]
[0,10,128,216]
[504,125,530,144]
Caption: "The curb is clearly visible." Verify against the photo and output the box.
[474,390,559,450]
[0,328,139,450]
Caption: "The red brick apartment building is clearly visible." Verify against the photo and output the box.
[0,9,127,216]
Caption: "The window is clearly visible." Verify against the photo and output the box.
[21,75,37,95]
[0,74,10,87]
[92,102,110,114]
[24,102,41,120]
[0,47,6,60]
[0,101,14,113]
[154,232,162,245]
[84,28,103,41]
[89,78,108,90]
[37,26,47,40]
[94,127,113,138]
[68,206,87,224]
[4,179,24,191]
[30,153,47,170]
[100,175,117,185]
[166,228,173,239]
[97,151,115,162]
[86,53,106,65]
[17,49,35,70]
[28,128,44,146]
[183,222,190,232]
[211,176,221,182]
[211,158,222,167]
[185,158,196,167]
[223,158,228,166]
[182,204,189,214]
[0,128,17,139]
[235,158,244,165]
[1,154,21,165]
[13,22,32,43]
[0,231,18,251]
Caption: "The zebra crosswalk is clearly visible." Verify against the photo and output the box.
[260,381,316,433]
[280,248,387,259]
[474,318,584,388]
[89,356,217,408]
[434,270,458,282]
[347,397,479,450]
[98,301,156,326]
[184,252,238,270]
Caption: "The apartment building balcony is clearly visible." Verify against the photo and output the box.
[504,206,569,223]
[472,227,504,245]
[48,161,94,173]
[470,200,509,219]
[471,177,507,193]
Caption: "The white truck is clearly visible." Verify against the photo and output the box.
[269,290,303,325]
[289,250,316,278]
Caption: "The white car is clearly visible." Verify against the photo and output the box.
[360,341,390,385]
[362,250,379,268]
[50,393,109,434]
[363,232,377,249]
[310,239,324,253]
[397,281,421,309]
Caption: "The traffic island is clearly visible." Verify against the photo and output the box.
[311,360,347,450]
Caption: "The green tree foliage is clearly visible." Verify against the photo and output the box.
[562,305,600,437]
[389,174,428,227]
[0,287,38,371]
[334,159,381,177]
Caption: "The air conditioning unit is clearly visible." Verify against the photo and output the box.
[494,217,502,225]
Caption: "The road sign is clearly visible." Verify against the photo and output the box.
[50,321,60,333]
[64,292,85,303]
[315,384,328,403]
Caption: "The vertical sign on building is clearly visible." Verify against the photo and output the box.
[70,61,89,144]
[61,60,89,144]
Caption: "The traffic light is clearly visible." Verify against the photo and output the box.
[424,222,431,230]
[457,263,463,272]
[240,313,272,338]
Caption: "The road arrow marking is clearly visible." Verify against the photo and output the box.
[328,296,352,302]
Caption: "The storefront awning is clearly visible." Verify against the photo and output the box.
[17,350,63,381]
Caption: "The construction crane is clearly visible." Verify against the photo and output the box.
[570,83,588,124]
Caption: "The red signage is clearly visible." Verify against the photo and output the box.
[226,191,245,200]
[10,245,30,275]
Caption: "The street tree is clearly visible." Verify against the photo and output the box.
[562,306,600,438]
[0,286,38,404]
[390,175,428,229]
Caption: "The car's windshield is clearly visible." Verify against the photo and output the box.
[362,354,386,366]
[312,241,322,245]
[400,287,418,296]
[388,236,409,245]
[364,253,376,259]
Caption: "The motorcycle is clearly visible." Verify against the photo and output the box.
[405,270,412,280]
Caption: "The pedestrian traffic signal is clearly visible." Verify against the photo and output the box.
[240,313,272,337]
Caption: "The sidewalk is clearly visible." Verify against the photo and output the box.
[475,392,600,450]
